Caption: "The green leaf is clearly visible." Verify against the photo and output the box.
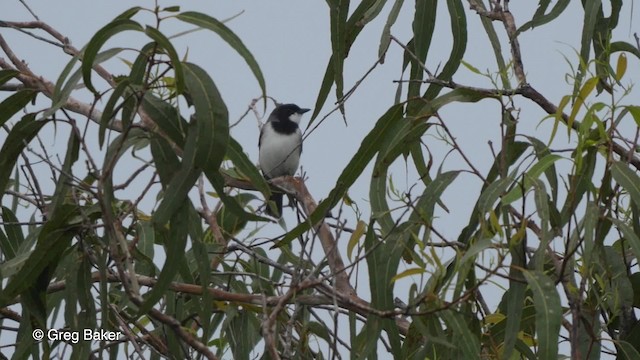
[408,170,460,238]
[48,128,81,221]
[0,115,47,203]
[309,56,335,123]
[406,0,437,115]
[359,0,387,27]
[610,219,640,264]
[150,133,181,186]
[225,307,261,359]
[459,237,493,265]
[526,135,559,202]
[516,0,570,35]
[0,208,20,259]
[82,19,143,94]
[361,220,404,356]
[617,340,640,359]
[611,41,640,60]
[423,0,467,101]
[115,6,143,20]
[51,47,124,120]
[275,104,404,247]
[0,69,19,86]
[0,90,37,127]
[477,177,512,214]
[226,138,271,197]
[144,26,185,94]
[611,161,640,209]
[0,204,80,307]
[163,6,180,12]
[371,118,430,231]
[152,147,199,226]
[328,0,349,115]
[182,63,229,170]
[502,284,527,359]
[475,1,510,88]
[522,270,561,360]
[560,148,596,225]
[141,93,188,148]
[176,12,266,100]
[99,78,131,147]
[573,0,601,97]
[441,310,481,360]
[460,59,482,75]
[206,169,263,221]
[378,0,405,59]
[139,202,189,315]
[627,105,640,128]
[412,0,437,65]
[531,179,551,269]
[134,220,156,276]
[417,88,495,116]
[502,154,563,204]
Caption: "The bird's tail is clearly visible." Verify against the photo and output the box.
[266,193,283,218]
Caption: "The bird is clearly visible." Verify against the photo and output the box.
[259,103,310,217]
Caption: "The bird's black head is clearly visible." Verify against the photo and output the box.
[271,104,311,124]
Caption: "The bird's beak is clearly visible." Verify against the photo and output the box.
[299,108,311,114]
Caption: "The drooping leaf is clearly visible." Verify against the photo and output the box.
[0,90,37,127]
[611,161,640,210]
[423,0,467,101]
[328,0,350,115]
[477,177,512,214]
[176,12,266,100]
[276,103,404,247]
[139,202,190,315]
[523,270,562,360]
[226,138,271,197]
[82,19,143,94]
[0,69,19,86]
[0,207,22,259]
[573,0,601,97]
[516,0,570,35]
[52,47,124,120]
[0,204,81,308]
[0,115,47,203]
[182,62,229,171]
[441,310,481,360]
[144,26,185,94]
[378,0,405,59]
[141,93,188,149]
[502,154,563,204]
[406,0,437,115]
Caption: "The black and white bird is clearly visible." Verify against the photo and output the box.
[259,104,310,217]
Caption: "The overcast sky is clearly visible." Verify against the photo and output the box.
[5,1,638,226]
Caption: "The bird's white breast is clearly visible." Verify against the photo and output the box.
[259,123,302,179]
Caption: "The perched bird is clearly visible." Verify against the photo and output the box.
[259,104,310,217]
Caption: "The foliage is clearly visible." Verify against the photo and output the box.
[1,1,640,359]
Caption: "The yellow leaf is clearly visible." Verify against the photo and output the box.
[484,312,505,325]
[568,77,598,136]
[347,220,366,260]
[391,267,425,283]
[489,210,503,238]
[518,331,536,346]
[615,53,627,81]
